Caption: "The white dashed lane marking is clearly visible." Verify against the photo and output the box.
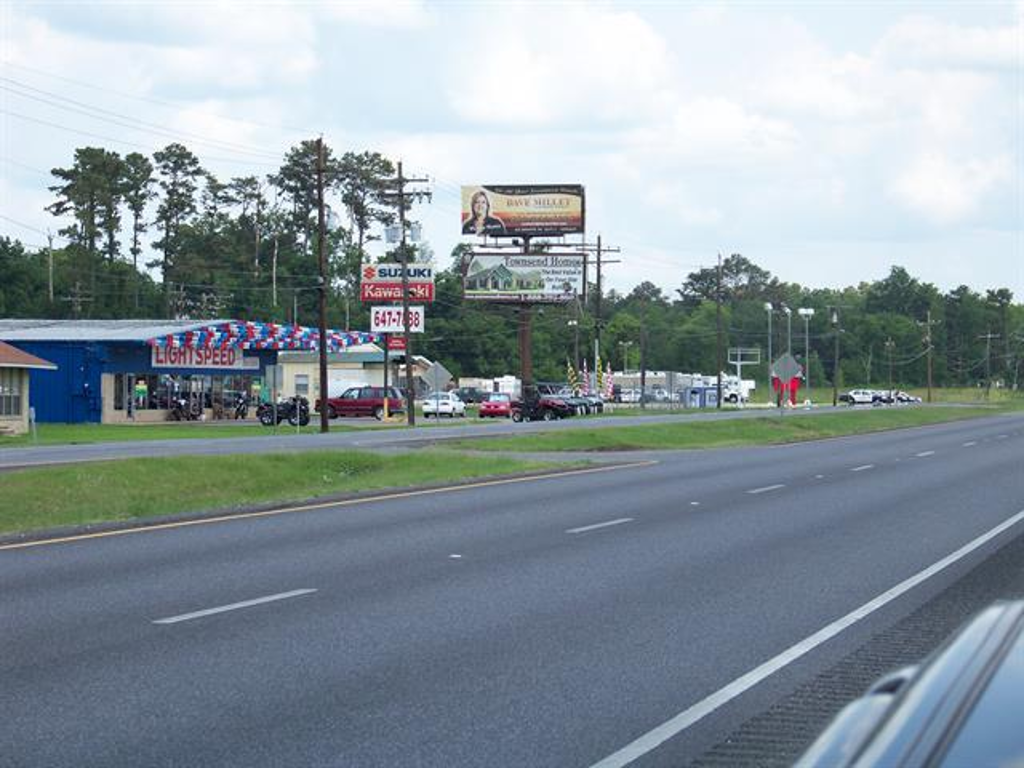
[566,518,634,535]
[851,465,874,472]
[916,451,935,457]
[747,484,785,495]
[152,589,317,625]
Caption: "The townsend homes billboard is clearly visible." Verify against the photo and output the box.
[463,252,584,303]
[461,185,585,238]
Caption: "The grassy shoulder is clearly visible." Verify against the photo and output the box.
[0,450,566,536]
[452,405,1011,453]
[0,421,373,447]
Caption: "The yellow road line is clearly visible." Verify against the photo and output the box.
[0,461,658,552]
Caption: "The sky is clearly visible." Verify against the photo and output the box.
[1,0,1022,300]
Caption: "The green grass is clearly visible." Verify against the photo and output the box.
[0,421,370,447]
[0,450,567,536]
[453,405,1011,453]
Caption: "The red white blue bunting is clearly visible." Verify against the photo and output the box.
[147,321,379,351]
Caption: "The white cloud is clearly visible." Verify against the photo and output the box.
[322,0,430,28]
[876,14,1020,69]
[447,5,674,127]
[888,152,1011,223]
[625,98,799,167]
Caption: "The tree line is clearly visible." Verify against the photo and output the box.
[0,142,1021,390]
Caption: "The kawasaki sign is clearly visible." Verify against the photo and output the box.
[360,263,435,303]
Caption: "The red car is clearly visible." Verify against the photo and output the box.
[317,386,404,420]
[479,392,512,418]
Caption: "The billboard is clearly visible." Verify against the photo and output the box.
[360,263,435,303]
[461,185,584,237]
[463,251,584,303]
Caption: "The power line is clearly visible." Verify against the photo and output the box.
[2,61,311,138]
[1,77,284,160]
[0,109,279,168]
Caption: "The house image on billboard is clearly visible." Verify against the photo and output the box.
[465,262,543,292]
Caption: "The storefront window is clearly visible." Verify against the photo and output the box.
[0,369,22,416]
[295,374,310,397]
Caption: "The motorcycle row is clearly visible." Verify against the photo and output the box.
[168,393,310,427]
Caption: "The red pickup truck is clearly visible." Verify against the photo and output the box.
[317,386,404,420]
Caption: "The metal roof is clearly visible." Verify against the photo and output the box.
[0,340,57,370]
[0,319,235,343]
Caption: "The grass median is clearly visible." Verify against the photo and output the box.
[0,450,568,536]
[452,405,1013,453]
[0,421,373,447]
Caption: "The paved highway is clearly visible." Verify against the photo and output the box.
[0,404,849,469]
[2,412,1023,767]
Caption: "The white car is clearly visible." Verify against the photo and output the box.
[422,391,466,418]
[847,389,876,405]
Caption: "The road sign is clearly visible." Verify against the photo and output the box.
[371,306,424,334]
[387,335,407,351]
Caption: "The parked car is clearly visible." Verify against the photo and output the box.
[511,394,574,422]
[619,388,641,403]
[422,391,466,418]
[798,601,1024,768]
[479,392,512,418]
[454,387,487,404]
[846,389,876,405]
[317,386,404,420]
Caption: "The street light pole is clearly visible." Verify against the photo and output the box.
[798,307,814,401]
[764,302,773,404]
[830,306,840,407]
[783,305,792,353]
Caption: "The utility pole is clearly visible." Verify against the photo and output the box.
[380,161,431,426]
[315,137,329,434]
[979,331,1000,398]
[61,281,92,319]
[920,310,938,403]
[590,234,621,394]
[46,230,54,303]
[716,252,723,409]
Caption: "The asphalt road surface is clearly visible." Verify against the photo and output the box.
[0,404,851,470]
[2,412,1023,767]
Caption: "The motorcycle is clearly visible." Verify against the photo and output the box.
[233,393,250,420]
[257,396,310,427]
[169,395,201,421]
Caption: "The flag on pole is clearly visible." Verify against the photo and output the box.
[567,359,579,396]
[581,358,590,396]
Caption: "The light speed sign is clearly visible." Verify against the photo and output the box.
[371,306,424,334]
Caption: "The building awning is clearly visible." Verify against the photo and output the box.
[0,340,57,370]
[146,321,379,352]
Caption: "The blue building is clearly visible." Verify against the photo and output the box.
[0,319,374,424]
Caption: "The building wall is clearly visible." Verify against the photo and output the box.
[271,361,384,400]
[11,340,275,424]
[0,370,30,435]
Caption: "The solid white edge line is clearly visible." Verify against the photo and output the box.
[566,518,634,535]
[747,484,785,495]
[152,588,317,625]
[589,508,1024,768]
[851,464,874,472]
